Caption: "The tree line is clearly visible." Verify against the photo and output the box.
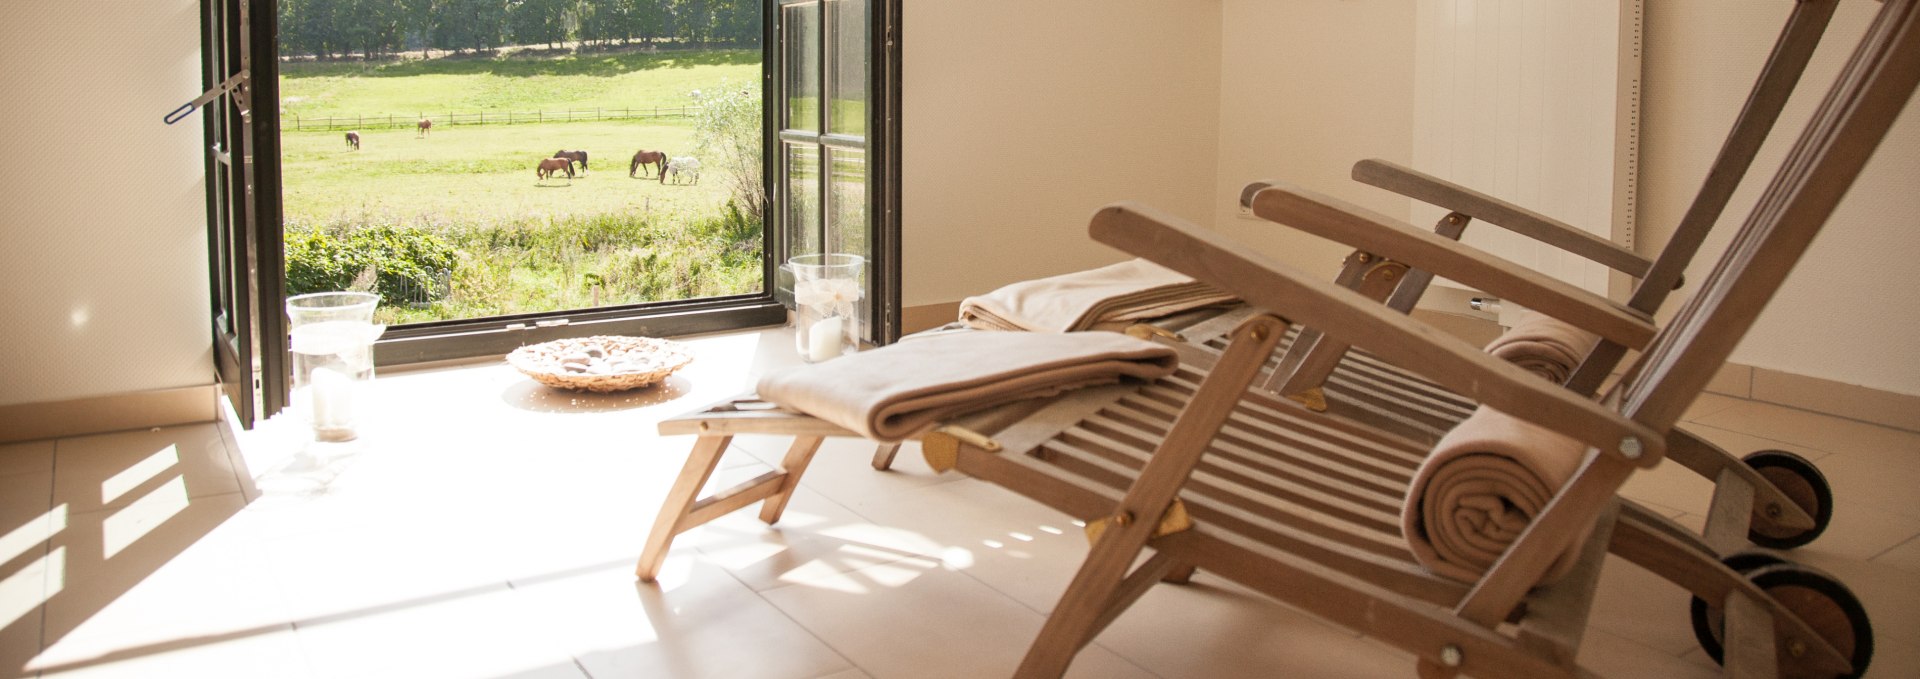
[279,0,761,60]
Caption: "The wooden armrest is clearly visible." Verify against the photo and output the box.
[1350,159,1653,277]
[1090,201,1665,466]
[1248,181,1655,349]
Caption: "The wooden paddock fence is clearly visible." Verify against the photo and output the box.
[283,106,700,131]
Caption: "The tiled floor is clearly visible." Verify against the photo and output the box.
[1,326,1916,678]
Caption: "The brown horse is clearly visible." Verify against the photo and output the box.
[536,157,574,181]
[629,149,667,178]
[553,149,589,175]
[345,131,360,150]
[416,118,432,138]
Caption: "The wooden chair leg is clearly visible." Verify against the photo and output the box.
[759,435,826,524]
[871,442,902,470]
[1160,562,1198,584]
[1015,516,1163,678]
[1018,315,1290,677]
[1722,590,1779,679]
[636,434,733,582]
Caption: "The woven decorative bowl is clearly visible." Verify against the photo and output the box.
[506,335,694,392]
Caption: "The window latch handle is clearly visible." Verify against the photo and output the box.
[166,71,250,125]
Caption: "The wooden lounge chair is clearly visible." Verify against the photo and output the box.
[934,0,1852,555]
[933,2,1914,672]
[638,1,1915,675]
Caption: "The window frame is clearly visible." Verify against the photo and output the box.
[206,1,900,398]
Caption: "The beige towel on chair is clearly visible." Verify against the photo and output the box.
[756,331,1179,442]
[1401,405,1594,585]
[958,258,1239,333]
[1482,311,1602,384]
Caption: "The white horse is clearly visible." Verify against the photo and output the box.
[661,156,701,185]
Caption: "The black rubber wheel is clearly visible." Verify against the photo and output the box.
[1721,551,1788,575]
[1690,561,1874,678]
[1743,449,1834,550]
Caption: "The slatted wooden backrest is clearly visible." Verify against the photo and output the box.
[1567,0,1843,392]
[1620,0,1920,431]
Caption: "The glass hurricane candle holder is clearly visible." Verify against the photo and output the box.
[789,254,864,362]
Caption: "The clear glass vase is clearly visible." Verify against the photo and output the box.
[286,292,385,442]
[789,254,864,363]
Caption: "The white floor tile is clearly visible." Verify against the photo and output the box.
[291,583,582,679]
[52,425,239,515]
[512,560,854,679]
[759,561,1155,679]
[0,442,54,479]
[2,326,1915,679]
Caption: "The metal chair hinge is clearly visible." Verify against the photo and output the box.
[1285,387,1329,412]
[1084,499,1192,544]
[920,425,1001,473]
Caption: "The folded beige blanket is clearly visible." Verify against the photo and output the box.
[756,331,1179,442]
[1401,405,1594,585]
[1483,311,1601,384]
[958,258,1240,333]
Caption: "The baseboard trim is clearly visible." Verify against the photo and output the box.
[1706,364,1920,433]
[0,385,220,444]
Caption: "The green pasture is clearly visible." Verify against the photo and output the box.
[276,49,768,323]
[280,121,718,224]
[282,119,762,325]
[279,48,759,120]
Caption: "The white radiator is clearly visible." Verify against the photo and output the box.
[1410,0,1643,303]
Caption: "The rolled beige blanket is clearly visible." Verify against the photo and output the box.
[1482,310,1601,384]
[1401,405,1594,585]
[958,258,1239,333]
[756,331,1179,442]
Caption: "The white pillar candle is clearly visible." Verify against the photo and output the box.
[807,316,844,362]
[310,366,355,428]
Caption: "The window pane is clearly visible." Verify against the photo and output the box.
[786,143,822,258]
[828,0,868,136]
[784,2,821,132]
[825,146,867,258]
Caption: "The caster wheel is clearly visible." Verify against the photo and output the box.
[1744,449,1833,549]
[1690,561,1873,678]
[1720,551,1787,575]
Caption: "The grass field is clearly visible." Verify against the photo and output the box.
[280,48,759,119]
[276,47,765,325]
[282,121,717,223]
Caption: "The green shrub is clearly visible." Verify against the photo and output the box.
[284,223,459,305]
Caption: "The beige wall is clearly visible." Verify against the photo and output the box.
[0,1,213,408]
[1211,0,1417,283]
[1640,2,1920,398]
[4,1,1913,412]
[900,0,1223,307]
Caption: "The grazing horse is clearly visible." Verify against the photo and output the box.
[553,149,589,175]
[416,118,432,138]
[344,131,360,150]
[535,157,574,182]
[629,149,667,178]
[662,156,701,185]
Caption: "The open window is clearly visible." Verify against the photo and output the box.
[202,0,899,427]
[770,0,902,343]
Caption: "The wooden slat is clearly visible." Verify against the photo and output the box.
[1349,159,1652,277]
[1090,202,1665,467]
[658,407,858,437]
